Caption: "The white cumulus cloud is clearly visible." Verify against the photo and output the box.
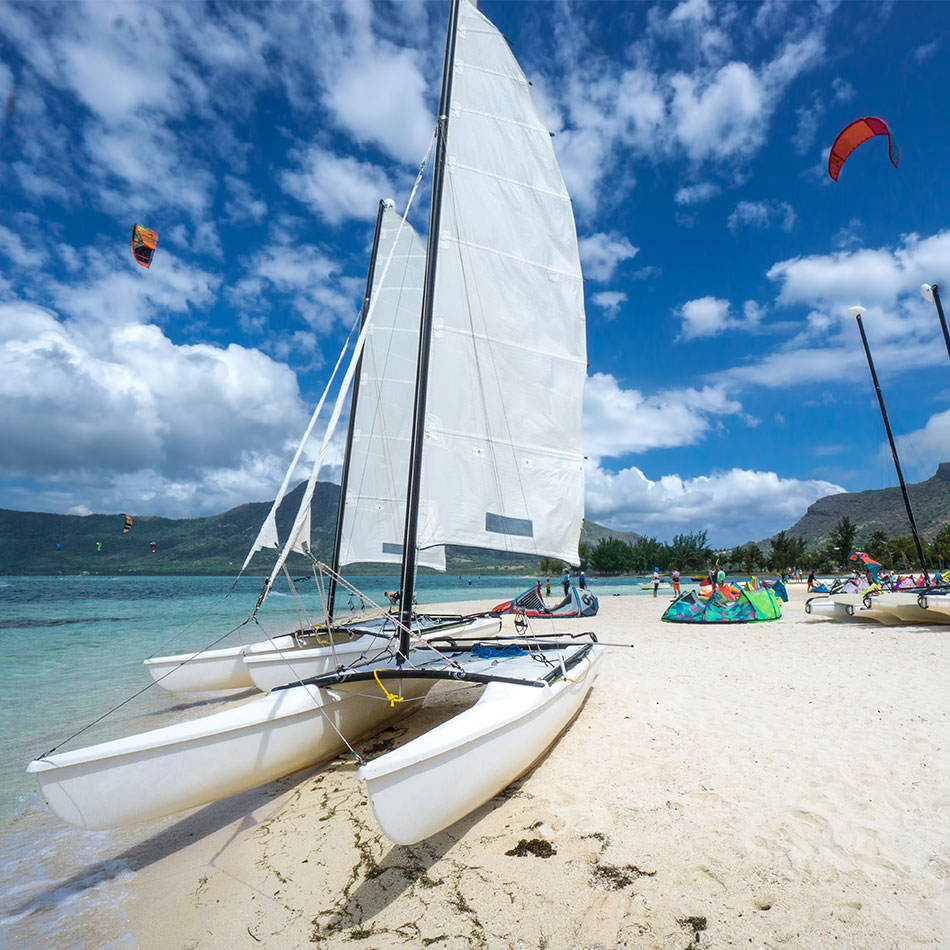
[578,232,639,281]
[728,199,796,233]
[584,372,742,460]
[282,147,395,226]
[584,464,844,546]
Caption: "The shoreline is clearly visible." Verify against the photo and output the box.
[10,588,950,948]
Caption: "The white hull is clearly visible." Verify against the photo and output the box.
[27,676,435,830]
[144,633,304,692]
[804,597,853,619]
[359,644,603,845]
[244,615,502,693]
[804,594,901,625]
[146,615,502,694]
[873,592,948,625]
[919,593,950,620]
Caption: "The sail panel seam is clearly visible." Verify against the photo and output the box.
[425,427,583,462]
[440,234,582,281]
[452,104,549,138]
[432,324,587,367]
[448,157,568,202]
[455,60,531,87]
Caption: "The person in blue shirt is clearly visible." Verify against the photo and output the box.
[562,568,570,596]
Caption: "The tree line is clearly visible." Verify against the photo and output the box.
[541,519,950,576]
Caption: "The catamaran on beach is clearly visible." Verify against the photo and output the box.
[27,0,606,847]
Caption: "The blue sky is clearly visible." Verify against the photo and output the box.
[1,0,949,548]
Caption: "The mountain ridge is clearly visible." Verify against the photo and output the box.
[764,462,950,547]
[0,481,640,575]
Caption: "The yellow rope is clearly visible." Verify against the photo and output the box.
[558,655,591,685]
[374,668,405,707]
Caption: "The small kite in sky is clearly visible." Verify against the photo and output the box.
[122,514,133,533]
[828,117,900,182]
[131,224,158,268]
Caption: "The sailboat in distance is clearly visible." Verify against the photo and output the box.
[28,0,604,844]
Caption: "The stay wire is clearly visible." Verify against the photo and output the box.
[37,615,258,758]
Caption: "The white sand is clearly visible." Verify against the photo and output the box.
[112,588,950,948]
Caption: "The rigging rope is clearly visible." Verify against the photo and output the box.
[373,668,406,707]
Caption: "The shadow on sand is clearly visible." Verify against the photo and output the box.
[315,777,529,938]
[4,765,320,921]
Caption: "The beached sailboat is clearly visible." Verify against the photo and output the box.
[805,307,948,628]
[28,0,602,842]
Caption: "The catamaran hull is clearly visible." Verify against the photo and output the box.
[358,644,603,845]
[244,616,502,693]
[804,597,853,619]
[144,634,304,692]
[920,593,950,620]
[873,592,948,625]
[27,678,434,831]
[805,595,902,625]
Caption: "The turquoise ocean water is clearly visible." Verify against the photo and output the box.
[0,572,664,948]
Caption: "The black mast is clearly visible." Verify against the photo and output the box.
[851,306,930,584]
[396,0,462,662]
[326,199,389,621]
[921,283,950,364]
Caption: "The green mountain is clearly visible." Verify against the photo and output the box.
[581,521,641,546]
[0,481,634,575]
[777,462,950,547]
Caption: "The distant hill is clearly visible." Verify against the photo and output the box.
[0,482,635,576]
[772,462,950,547]
[581,521,641,546]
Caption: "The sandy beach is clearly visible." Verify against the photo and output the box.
[38,587,950,948]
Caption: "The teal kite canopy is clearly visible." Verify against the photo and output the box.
[661,587,782,624]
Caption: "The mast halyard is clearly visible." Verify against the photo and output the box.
[396,0,463,662]
[327,199,389,622]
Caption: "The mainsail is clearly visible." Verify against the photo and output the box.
[338,205,445,572]
[416,0,587,565]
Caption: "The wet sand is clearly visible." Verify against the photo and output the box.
[33,588,950,947]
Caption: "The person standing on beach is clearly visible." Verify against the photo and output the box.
[652,567,660,597]
[807,571,816,592]
[545,578,551,596]
[562,568,570,596]
[671,568,680,594]
[579,571,587,590]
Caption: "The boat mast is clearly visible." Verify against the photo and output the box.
[396,0,462,661]
[327,199,388,622]
[850,306,930,584]
[921,283,950,364]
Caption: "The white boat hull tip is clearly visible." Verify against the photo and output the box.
[27,678,435,831]
[359,644,603,845]
[144,633,304,693]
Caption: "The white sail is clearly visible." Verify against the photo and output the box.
[417,0,587,565]
[339,206,445,571]
[239,330,353,572]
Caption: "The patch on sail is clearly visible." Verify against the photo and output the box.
[382,542,404,555]
[485,512,533,538]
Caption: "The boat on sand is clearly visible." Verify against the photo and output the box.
[28,0,604,844]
